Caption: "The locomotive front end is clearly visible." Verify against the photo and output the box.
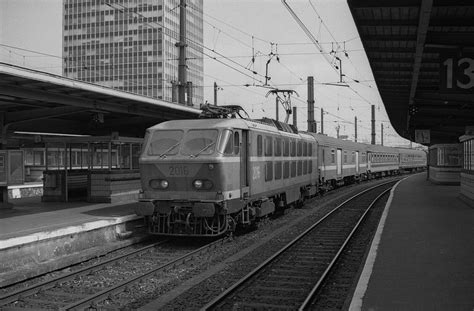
[136,121,239,237]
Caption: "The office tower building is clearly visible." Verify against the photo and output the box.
[63,0,203,106]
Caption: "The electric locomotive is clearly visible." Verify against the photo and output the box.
[135,107,319,236]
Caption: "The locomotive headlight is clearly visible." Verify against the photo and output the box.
[208,164,215,170]
[149,179,169,189]
[160,180,169,189]
[193,179,203,189]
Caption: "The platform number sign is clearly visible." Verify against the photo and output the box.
[440,52,474,92]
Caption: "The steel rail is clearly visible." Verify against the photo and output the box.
[59,237,227,310]
[298,187,392,310]
[0,240,168,306]
[201,180,396,310]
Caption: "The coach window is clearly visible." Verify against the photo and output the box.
[331,149,335,163]
[344,151,347,163]
[257,135,263,156]
[309,143,313,156]
[303,142,307,157]
[275,138,282,156]
[297,141,302,157]
[233,132,240,155]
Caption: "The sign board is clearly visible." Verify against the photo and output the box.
[440,52,474,93]
[415,129,431,144]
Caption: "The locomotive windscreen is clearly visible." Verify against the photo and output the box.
[146,129,219,157]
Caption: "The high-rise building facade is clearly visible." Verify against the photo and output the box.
[63,0,203,106]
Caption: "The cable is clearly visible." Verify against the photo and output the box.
[108,1,268,82]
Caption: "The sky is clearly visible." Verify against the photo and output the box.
[0,0,418,147]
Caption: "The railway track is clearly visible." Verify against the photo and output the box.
[202,180,396,310]
[0,238,226,310]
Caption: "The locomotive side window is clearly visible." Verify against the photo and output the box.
[147,130,183,156]
[265,136,273,156]
[265,161,273,181]
[309,143,312,156]
[233,132,240,155]
[275,138,282,156]
[283,138,289,156]
[257,135,263,156]
[291,161,296,177]
[218,129,233,155]
[291,140,296,156]
[283,161,290,178]
[275,161,282,179]
[331,149,335,163]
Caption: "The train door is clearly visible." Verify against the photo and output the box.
[336,148,342,176]
[355,151,360,173]
[240,130,249,199]
[367,152,372,171]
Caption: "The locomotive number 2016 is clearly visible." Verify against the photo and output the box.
[169,165,189,176]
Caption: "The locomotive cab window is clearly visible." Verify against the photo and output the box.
[181,129,218,156]
[147,129,183,156]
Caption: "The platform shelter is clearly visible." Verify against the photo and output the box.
[38,134,143,203]
[428,144,462,185]
[460,133,474,206]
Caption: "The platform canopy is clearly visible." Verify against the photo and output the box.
[0,63,200,138]
[348,0,474,145]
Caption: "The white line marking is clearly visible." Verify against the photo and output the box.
[348,176,408,311]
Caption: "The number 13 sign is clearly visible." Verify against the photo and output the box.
[440,52,474,92]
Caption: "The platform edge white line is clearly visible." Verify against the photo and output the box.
[347,176,408,311]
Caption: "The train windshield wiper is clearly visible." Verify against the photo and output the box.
[158,142,180,158]
[190,142,215,158]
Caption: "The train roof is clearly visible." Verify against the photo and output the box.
[397,148,427,155]
[308,133,368,151]
[147,118,303,137]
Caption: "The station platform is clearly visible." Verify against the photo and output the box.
[350,172,474,311]
[0,196,143,287]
